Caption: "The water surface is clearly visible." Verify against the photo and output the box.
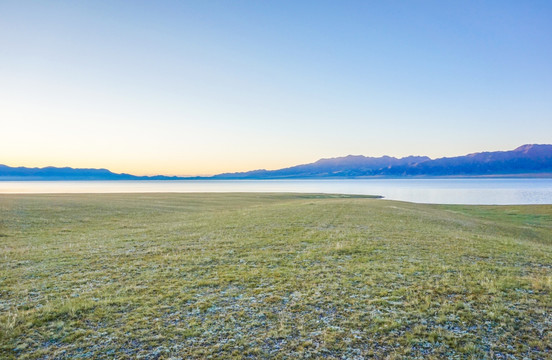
[2,179,552,205]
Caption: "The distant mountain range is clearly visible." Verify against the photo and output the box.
[214,144,552,179]
[213,155,431,179]
[2,144,552,180]
[0,165,182,181]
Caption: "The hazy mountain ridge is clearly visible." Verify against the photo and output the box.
[213,144,552,178]
[213,155,431,178]
[381,144,552,176]
[0,165,183,181]
[1,144,551,180]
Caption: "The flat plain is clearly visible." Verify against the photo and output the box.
[1,193,551,359]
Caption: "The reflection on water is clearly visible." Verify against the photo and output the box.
[1,179,552,205]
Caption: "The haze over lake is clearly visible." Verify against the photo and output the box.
[2,179,552,205]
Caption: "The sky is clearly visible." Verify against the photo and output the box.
[1,1,551,176]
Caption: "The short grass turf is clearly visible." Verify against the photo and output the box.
[1,193,551,359]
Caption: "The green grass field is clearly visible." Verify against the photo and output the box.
[1,193,551,359]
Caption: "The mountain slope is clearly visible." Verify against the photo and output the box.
[383,144,552,176]
[0,165,184,180]
[213,155,430,179]
[213,144,552,178]
[2,144,551,180]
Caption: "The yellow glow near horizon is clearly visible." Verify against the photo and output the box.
[2,2,551,176]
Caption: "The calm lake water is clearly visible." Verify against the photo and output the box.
[1,179,552,205]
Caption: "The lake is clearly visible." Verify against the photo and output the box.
[1,178,552,205]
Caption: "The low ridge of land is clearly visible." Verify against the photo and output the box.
[1,193,551,358]
[2,144,552,180]
[214,144,552,178]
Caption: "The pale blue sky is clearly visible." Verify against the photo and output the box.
[1,1,551,175]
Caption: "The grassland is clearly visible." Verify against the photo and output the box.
[1,193,551,359]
